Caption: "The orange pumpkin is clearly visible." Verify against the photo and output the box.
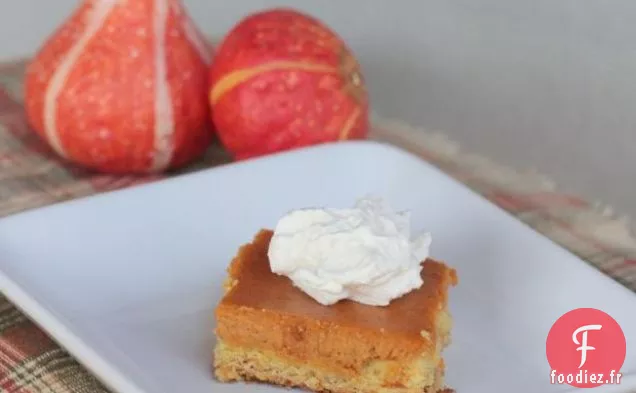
[25,0,214,173]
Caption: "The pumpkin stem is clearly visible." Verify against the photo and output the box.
[339,49,366,105]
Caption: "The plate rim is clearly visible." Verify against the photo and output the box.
[0,140,398,222]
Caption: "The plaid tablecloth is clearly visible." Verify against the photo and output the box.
[0,59,635,392]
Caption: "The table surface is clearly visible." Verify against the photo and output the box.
[0,58,635,392]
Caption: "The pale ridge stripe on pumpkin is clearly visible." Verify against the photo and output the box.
[338,107,361,140]
[151,0,175,171]
[43,0,118,158]
[181,12,212,64]
[211,61,336,104]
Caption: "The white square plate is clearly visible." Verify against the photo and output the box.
[0,141,634,393]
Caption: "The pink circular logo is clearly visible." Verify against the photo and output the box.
[546,308,626,388]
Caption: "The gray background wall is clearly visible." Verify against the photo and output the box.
[1,0,634,218]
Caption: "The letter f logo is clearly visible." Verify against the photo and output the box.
[572,324,602,368]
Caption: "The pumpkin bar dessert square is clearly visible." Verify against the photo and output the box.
[213,199,458,393]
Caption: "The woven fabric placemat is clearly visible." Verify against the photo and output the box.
[0,59,635,392]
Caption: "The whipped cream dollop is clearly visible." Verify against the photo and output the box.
[267,197,432,306]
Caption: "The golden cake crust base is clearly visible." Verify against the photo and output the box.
[214,339,454,393]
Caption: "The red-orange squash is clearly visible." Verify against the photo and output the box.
[209,8,369,160]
